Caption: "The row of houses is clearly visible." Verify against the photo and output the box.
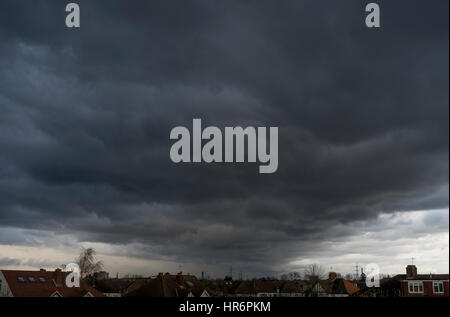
[0,269,357,298]
[0,265,448,297]
[0,268,105,297]
[354,265,449,297]
[0,269,360,297]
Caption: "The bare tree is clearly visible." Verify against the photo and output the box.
[281,271,301,280]
[290,271,301,280]
[304,264,325,296]
[304,264,325,279]
[76,248,103,278]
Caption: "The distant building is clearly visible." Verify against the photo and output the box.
[235,279,285,297]
[0,269,105,297]
[307,273,359,297]
[204,278,240,296]
[94,277,136,297]
[95,271,109,280]
[400,265,449,297]
[126,272,211,297]
[353,265,449,297]
[231,272,358,298]
[234,279,308,297]
[279,280,307,297]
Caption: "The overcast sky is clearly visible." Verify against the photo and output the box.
[0,0,448,278]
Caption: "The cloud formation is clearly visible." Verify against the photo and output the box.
[0,0,448,275]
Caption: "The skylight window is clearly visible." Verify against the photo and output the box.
[17,276,25,283]
[28,276,37,283]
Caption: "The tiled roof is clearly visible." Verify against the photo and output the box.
[124,279,151,295]
[95,278,136,293]
[380,277,392,285]
[412,274,449,280]
[342,279,359,295]
[1,270,105,297]
[235,280,284,294]
[281,280,306,293]
[126,273,207,297]
[314,278,359,295]
[393,274,449,281]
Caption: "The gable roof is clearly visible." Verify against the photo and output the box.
[126,273,207,297]
[95,278,135,294]
[280,280,306,293]
[1,270,105,297]
[124,279,151,295]
[342,279,359,295]
[304,278,359,295]
[316,279,333,293]
[235,280,284,294]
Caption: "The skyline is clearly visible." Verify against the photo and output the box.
[0,0,448,279]
[1,209,448,278]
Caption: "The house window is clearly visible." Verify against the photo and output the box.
[433,282,444,293]
[408,281,423,293]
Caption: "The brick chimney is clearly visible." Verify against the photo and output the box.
[329,272,337,280]
[406,265,417,279]
[53,268,64,286]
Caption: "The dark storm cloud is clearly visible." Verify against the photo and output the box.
[0,0,448,273]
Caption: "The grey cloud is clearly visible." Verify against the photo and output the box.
[0,257,21,267]
[0,0,448,274]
